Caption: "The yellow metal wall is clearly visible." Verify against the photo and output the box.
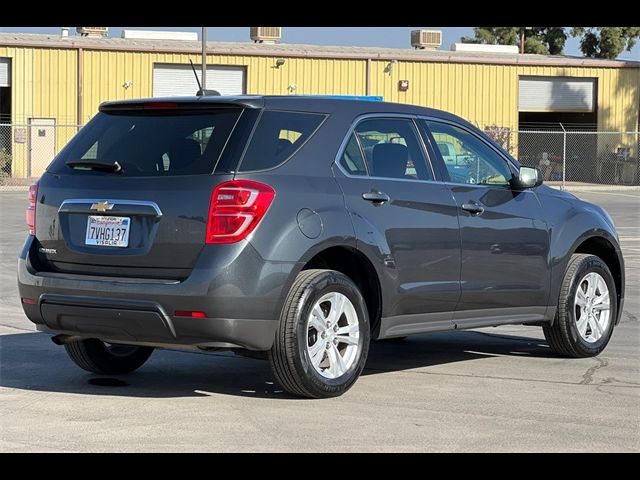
[370,61,640,132]
[81,50,366,123]
[0,46,77,177]
[2,43,639,178]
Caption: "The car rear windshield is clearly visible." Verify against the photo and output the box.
[238,110,326,172]
[49,109,242,176]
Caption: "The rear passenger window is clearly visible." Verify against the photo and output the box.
[354,118,433,181]
[339,134,368,176]
[238,110,325,172]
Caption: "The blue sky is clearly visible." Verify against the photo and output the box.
[1,26,639,60]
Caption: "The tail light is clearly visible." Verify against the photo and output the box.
[206,180,275,244]
[26,182,38,236]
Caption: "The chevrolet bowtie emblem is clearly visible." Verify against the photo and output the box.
[90,201,114,212]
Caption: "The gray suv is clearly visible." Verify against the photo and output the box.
[18,96,625,398]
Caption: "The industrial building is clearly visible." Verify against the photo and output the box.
[1,28,639,180]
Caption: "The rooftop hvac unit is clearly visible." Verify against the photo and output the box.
[76,27,108,37]
[411,30,442,50]
[250,27,282,44]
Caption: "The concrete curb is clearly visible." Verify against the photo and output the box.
[547,185,640,192]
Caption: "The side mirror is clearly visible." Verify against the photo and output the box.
[512,166,543,189]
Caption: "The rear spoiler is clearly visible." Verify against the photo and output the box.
[99,97,264,113]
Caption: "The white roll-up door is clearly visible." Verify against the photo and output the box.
[0,58,10,87]
[153,64,245,97]
[519,76,595,112]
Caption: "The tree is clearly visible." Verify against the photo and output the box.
[461,27,567,55]
[571,27,640,59]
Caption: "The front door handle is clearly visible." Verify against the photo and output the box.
[362,190,390,204]
[461,202,485,215]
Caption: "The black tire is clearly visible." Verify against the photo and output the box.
[64,339,154,374]
[269,269,370,398]
[543,254,617,358]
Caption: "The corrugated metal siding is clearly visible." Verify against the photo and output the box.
[368,61,639,132]
[152,63,245,96]
[0,57,10,86]
[0,46,77,177]
[80,50,367,123]
[369,60,519,128]
[518,76,595,112]
[1,44,639,178]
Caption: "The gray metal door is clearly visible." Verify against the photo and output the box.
[152,64,246,97]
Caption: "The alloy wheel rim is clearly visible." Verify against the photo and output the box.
[574,272,611,344]
[306,292,360,379]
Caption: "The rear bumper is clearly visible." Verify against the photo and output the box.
[18,236,299,350]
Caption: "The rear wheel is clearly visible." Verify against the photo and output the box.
[64,339,154,374]
[269,269,370,398]
[543,254,616,357]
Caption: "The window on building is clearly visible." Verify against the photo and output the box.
[0,57,11,175]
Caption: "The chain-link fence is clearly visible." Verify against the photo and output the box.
[513,129,640,187]
[1,122,639,187]
[1,123,81,186]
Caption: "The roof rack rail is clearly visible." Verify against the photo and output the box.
[296,95,383,101]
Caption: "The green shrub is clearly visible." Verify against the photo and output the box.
[0,148,11,178]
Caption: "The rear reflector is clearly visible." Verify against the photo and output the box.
[21,298,37,305]
[206,180,275,244]
[174,310,207,318]
[26,182,38,236]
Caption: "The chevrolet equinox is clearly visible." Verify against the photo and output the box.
[18,96,625,398]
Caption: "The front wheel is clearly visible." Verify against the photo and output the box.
[269,269,370,398]
[543,254,617,357]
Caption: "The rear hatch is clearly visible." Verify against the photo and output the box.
[33,100,259,279]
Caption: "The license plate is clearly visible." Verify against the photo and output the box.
[85,216,130,247]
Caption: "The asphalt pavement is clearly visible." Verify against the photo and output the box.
[0,188,638,452]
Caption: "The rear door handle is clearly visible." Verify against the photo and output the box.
[461,202,485,215]
[362,190,390,204]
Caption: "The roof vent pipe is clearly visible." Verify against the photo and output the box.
[61,27,70,37]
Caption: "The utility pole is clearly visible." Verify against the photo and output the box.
[201,27,207,91]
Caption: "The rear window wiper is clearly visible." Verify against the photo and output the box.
[65,159,123,173]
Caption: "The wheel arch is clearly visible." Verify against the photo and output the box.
[571,234,624,325]
[282,244,383,337]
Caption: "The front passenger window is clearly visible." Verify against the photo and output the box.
[424,121,513,186]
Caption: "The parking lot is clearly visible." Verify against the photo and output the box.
[0,188,638,452]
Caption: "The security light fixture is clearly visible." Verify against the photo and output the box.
[275,58,286,69]
[384,60,397,75]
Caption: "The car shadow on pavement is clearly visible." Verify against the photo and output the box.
[364,330,554,375]
[0,329,555,400]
